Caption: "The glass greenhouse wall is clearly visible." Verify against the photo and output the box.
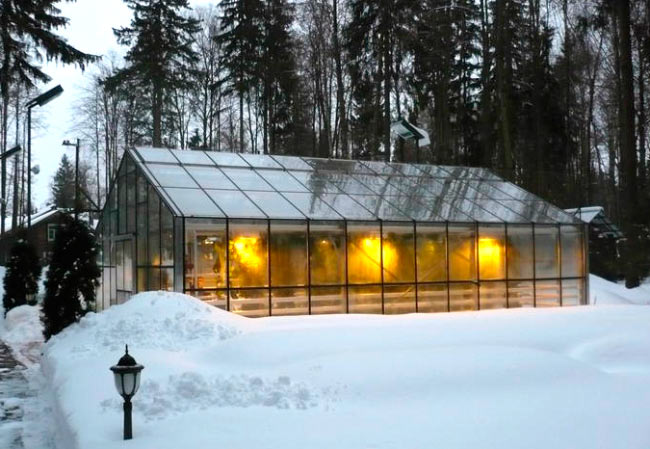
[96,148,588,316]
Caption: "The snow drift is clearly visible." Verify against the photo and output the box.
[38,288,650,449]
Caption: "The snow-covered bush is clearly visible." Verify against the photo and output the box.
[3,236,42,315]
[41,216,100,340]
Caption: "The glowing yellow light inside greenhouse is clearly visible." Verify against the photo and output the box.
[478,238,501,260]
[231,236,262,268]
[360,237,396,267]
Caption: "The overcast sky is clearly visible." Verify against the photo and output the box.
[33,0,214,210]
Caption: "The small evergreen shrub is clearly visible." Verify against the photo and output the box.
[3,236,42,315]
[41,215,100,340]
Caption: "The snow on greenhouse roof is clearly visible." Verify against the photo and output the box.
[130,147,580,224]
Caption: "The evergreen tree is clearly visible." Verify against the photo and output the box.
[110,0,200,147]
[216,0,265,152]
[50,154,75,208]
[260,0,298,154]
[3,236,41,315]
[41,216,100,340]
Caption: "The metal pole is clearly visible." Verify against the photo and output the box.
[27,107,32,229]
[75,138,80,219]
[123,398,133,440]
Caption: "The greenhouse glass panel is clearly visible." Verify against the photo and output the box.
[310,222,346,285]
[348,285,382,314]
[184,219,227,290]
[186,166,237,190]
[148,164,198,188]
[281,192,342,220]
[161,204,174,265]
[287,171,342,194]
[318,194,376,220]
[347,222,382,284]
[415,224,448,283]
[480,282,507,309]
[239,153,283,169]
[508,281,534,308]
[270,221,308,287]
[257,169,309,192]
[382,223,415,283]
[507,225,534,279]
[270,155,313,171]
[161,268,173,291]
[247,191,305,219]
[148,186,160,266]
[478,225,506,280]
[206,152,250,168]
[228,220,269,288]
[535,225,560,278]
[205,190,266,218]
[169,149,214,165]
[561,225,584,277]
[310,286,346,314]
[271,288,308,315]
[449,283,478,311]
[448,225,476,281]
[536,280,560,307]
[384,284,416,314]
[136,147,177,163]
[164,188,223,217]
[188,290,227,309]
[561,279,583,306]
[351,195,411,221]
[220,167,274,191]
[230,288,269,317]
[417,283,448,312]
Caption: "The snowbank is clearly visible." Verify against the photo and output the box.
[1,305,43,366]
[590,274,650,305]
[42,289,650,449]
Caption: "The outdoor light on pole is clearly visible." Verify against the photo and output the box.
[0,145,22,222]
[62,139,80,219]
[110,345,144,440]
[26,84,63,228]
[391,117,431,164]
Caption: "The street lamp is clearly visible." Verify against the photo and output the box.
[26,84,63,228]
[391,117,430,163]
[0,145,22,226]
[110,345,144,440]
[62,139,80,219]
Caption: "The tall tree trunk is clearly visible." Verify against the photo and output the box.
[382,0,392,162]
[616,0,640,287]
[333,0,348,159]
[152,82,162,147]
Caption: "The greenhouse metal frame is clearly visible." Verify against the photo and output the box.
[96,147,588,317]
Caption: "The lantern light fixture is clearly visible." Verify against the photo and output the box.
[110,345,144,440]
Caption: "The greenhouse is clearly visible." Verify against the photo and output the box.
[96,147,588,317]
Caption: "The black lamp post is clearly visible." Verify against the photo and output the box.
[110,345,144,440]
[26,84,63,228]
[0,145,22,235]
[62,139,80,219]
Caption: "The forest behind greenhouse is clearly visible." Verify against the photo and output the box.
[0,0,648,284]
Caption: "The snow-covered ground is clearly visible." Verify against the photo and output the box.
[1,274,650,449]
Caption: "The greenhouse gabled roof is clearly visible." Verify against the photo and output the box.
[129,147,581,224]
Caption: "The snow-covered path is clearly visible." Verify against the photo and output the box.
[0,340,29,449]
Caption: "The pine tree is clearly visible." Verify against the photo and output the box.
[110,0,200,147]
[41,216,100,340]
[3,236,41,315]
[50,154,76,208]
[216,0,265,152]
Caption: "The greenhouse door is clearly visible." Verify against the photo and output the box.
[115,237,135,304]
